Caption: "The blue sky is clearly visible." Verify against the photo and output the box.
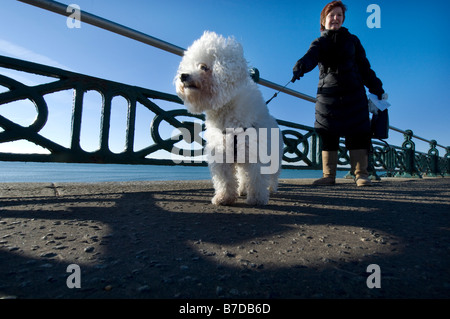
[1,0,449,157]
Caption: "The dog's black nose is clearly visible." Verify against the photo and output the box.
[180,73,190,82]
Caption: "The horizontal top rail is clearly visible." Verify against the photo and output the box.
[16,0,449,150]
[389,125,446,149]
[18,0,186,56]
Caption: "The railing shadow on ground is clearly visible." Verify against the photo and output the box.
[0,178,449,298]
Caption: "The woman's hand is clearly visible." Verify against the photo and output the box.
[291,61,304,82]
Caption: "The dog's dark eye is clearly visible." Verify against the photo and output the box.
[199,64,210,72]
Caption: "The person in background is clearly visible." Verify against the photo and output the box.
[291,0,387,186]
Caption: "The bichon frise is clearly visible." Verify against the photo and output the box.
[175,31,282,206]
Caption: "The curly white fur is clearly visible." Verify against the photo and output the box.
[175,31,282,206]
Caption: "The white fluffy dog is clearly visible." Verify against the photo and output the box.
[175,31,282,206]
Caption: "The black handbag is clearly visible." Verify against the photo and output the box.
[371,109,389,140]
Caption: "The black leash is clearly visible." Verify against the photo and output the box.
[265,80,292,105]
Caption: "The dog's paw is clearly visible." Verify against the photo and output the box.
[238,187,247,197]
[245,196,269,206]
[212,193,237,206]
[268,185,278,193]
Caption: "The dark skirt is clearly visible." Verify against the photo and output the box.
[314,86,370,137]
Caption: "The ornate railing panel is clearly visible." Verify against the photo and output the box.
[0,55,449,177]
[369,131,450,178]
[277,119,320,170]
[0,55,199,165]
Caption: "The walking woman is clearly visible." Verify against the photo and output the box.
[291,1,386,186]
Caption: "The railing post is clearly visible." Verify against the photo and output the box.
[383,145,397,177]
[399,129,421,178]
[368,142,380,180]
[426,140,440,177]
[444,147,450,177]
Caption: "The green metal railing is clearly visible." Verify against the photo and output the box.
[1,54,449,177]
[0,55,203,166]
[1,0,449,178]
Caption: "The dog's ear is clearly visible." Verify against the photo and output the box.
[209,39,248,109]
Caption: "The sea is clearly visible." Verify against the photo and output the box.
[0,161,347,183]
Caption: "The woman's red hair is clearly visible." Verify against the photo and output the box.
[320,1,347,31]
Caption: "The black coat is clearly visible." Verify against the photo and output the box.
[294,27,384,136]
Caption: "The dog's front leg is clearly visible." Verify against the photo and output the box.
[243,163,269,206]
[210,162,238,205]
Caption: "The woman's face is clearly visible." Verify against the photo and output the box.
[324,7,344,30]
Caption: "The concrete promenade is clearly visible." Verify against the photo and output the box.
[0,177,449,299]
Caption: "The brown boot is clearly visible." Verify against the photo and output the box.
[350,149,372,187]
[313,151,337,186]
